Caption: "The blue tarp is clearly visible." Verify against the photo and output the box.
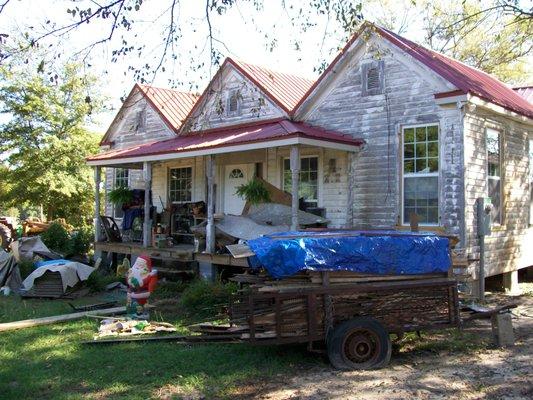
[247,230,451,279]
[34,259,70,269]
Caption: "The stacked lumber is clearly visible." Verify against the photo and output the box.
[230,270,448,293]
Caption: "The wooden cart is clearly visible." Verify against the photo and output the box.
[191,276,457,370]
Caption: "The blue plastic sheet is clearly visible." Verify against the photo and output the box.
[247,230,451,279]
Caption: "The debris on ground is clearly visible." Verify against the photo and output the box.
[95,318,177,339]
[21,260,95,298]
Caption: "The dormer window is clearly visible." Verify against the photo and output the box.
[362,61,384,96]
[226,89,241,116]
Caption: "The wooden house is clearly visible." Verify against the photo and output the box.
[88,22,533,293]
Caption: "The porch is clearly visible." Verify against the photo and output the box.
[87,119,364,269]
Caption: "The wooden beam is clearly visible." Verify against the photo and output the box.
[143,161,152,247]
[290,145,300,231]
[206,155,216,254]
[0,306,126,332]
[94,166,101,242]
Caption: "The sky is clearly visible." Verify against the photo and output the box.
[1,0,527,132]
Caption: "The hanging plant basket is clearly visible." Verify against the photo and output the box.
[108,187,134,205]
[235,178,271,205]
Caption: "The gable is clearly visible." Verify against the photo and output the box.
[294,34,455,120]
[103,88,176,149]
[295,30,455,120]
[295,22,533,120]
[181,64,288,133]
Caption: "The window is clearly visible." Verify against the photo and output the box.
[226,90,240,116]
[169,167,192,203]
[402,125,439,225]
[228,168,244,179]
[113,168,129,218]
[487,128,502,224]
[283,156,318,207]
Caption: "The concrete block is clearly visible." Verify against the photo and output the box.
[491,313,515,347]
[503,270,521,295]
[199,261,216,282]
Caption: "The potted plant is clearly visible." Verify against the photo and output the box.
[235,178,271,205]
[108,186,134,206]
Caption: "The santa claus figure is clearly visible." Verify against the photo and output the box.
[126,254,157,318]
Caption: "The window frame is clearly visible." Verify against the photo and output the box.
[168,166,194,204]
[282,155,320,207]
[400,123,440,226]
[113,168,129,219]
[486,127,504,226]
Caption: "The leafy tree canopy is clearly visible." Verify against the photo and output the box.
[0,0,530,88]
[0,61,103,225]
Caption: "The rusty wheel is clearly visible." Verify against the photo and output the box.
[327,317,391,370]
[343,328,381,365]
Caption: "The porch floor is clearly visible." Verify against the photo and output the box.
[94,241,195,261]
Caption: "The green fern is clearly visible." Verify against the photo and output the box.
[235,178,271,205]
[108,186,133,205]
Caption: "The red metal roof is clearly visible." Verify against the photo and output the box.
[88,118,364,162]
[513,86,533,104]
[179,58,314,131]
[231,59,314,112]
[137,84,199,130]
[293,22,533,119]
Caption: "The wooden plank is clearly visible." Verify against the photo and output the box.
[226,244,255,258]
[0,306,127,332]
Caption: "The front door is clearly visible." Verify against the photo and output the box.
[224,164,252,215]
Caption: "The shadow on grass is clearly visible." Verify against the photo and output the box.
[0,318,321,400]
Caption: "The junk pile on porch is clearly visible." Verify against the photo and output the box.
[191,203,328,250]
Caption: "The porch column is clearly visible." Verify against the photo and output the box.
[206,155,216,254]
[94,166,101,242]
[290,145,300,231]
[143,161,152,247]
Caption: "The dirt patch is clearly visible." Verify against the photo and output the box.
[237,293,533,400]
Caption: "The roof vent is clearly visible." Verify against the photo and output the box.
[362,61,384,96]
[366,67,380,91]
[226,90,241,116]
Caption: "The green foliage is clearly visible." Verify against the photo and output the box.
[85,271,121,293]
[0,61,103,226]
[179,279,238,318]
[17,259,34,280]
[107,186,133,205]
[235,178,271,205]
[40,222,71,254]
[69,225,95,255]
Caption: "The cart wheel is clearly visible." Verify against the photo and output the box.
[327,317,391,370]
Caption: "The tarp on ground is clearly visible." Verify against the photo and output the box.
[22,261,95,292]
[0,250,22,293]
[247,230,452,279]
[10,236,51,261]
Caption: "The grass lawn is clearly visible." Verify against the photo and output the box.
[0,287,317,400]
[0,278,507,399]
